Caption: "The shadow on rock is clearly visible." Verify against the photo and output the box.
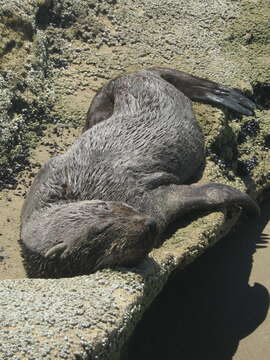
[124,202,270,360]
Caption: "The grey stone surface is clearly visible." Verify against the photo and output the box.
[0,211,234,360]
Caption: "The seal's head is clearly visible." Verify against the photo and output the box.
[21,200,157,278]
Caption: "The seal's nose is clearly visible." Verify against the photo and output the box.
[145,218,157,235]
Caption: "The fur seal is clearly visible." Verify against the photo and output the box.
[20,67,259,278]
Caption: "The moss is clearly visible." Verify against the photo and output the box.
[0,4,65,190]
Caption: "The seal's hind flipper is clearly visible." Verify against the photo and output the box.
[191,86,256,116]
[84,80,115,131]
[148,67,256,116]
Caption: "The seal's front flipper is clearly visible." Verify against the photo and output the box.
[20,200,157,277]
[148,67,256,116]
[45,242,67,259]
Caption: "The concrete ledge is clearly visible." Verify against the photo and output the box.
[0,210,240,359]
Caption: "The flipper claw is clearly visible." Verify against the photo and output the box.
[45,242,68,259]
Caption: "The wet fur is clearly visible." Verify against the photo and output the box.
[20,67,259,278]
